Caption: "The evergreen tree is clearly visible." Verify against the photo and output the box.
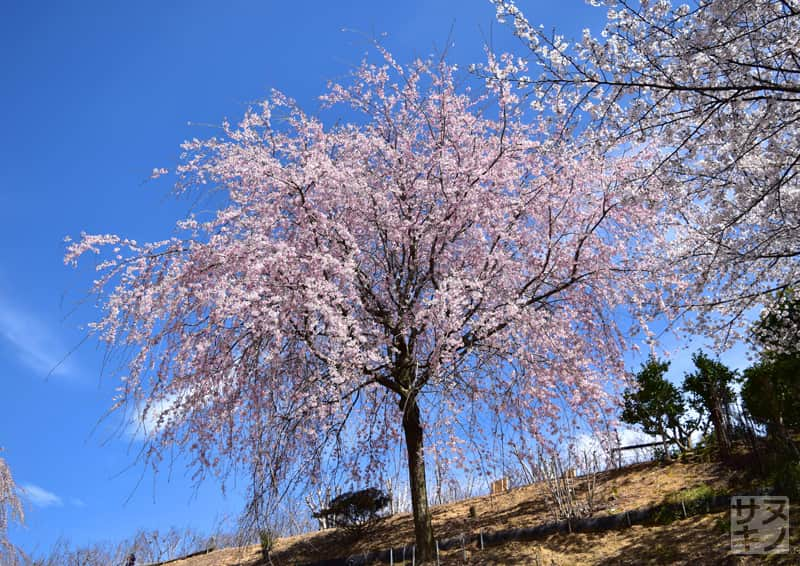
[742,290,800,456]
[683,352,737,457]
[622,358,694,454]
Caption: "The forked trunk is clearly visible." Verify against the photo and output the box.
[401,397,435,564]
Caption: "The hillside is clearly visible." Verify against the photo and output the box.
[164,457,798,565]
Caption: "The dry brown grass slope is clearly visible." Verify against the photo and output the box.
[165,458,799,565]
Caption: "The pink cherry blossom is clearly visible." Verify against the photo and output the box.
[68,52,670,561]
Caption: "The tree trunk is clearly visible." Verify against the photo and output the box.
[401,397,436,564]
[672,426,688,453]
[773,418,800,459]
[710,401,731,457]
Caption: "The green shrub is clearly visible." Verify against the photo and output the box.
[769,460,800,499]
[653,505,680,525]
[259,529,274,558]
[714,514,731,534]
[655,485,718,524]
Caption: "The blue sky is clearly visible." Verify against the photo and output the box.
[0,0,753,558]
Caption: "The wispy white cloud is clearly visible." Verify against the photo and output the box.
[0,297,77,378]
[126,394,183,441]
[68,497,86,508]
[125,381,218,441]
[20,483,63,508]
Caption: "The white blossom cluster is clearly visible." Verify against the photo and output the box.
[490,0,800,347]
[751,290,800,356]
[0,451,23,563]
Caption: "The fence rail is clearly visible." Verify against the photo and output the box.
[609,440,678,453]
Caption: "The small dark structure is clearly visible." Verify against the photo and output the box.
[313,487,391,532]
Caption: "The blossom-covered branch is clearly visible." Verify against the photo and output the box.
[489,0,800,345]
[0,450,23,563]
